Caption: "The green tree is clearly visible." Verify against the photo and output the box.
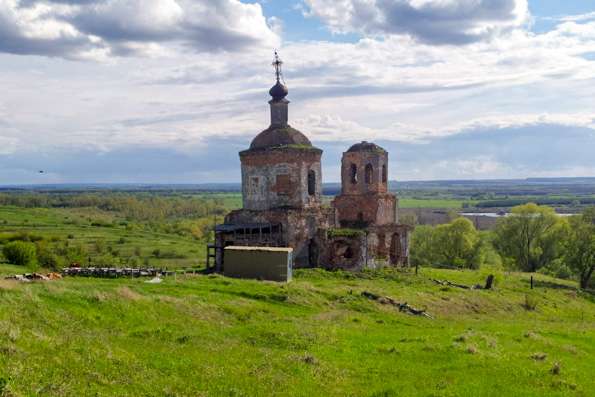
[36,242,64,270]
[399,212,418,227]
[563,207,595,289]
[66,243,89,266]
[434,217,481,268]
[493,203,563,272]
[410,218,483,269]
[94,238,106,254]
[410,225,437,267]
[2,241,37,267]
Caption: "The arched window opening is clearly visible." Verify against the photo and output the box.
[350,164,358,184]
[308,170,316,196]
[365,164,373,184]
[378,233,385,249]
[333,242,354,260]
[344,246,354,259]
[382,164,387,183]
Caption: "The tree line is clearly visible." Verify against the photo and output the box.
[0,192,228,221]
[411,204,595,289]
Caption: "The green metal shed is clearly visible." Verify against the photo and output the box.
[223,246,293,282]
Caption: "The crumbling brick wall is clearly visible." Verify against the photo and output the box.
[224,206,333,268]
[333,194,397,227]
[367,224,411,266]
[240,147,322,211]
[319,230,367,271]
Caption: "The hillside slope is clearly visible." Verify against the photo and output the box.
[0,267,593,396]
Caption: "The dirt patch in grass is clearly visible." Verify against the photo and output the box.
[0,279,19,290]
[312,310,347,322]
[531,352,547,361]
[91,291,109,302]
[116,287,144,301]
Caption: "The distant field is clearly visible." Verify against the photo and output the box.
[154,189,595,211]
[0,266,593,396]
[196,192,472,210]
[0,206,205,269]
[398,198,471,208]
[196,192,242,210]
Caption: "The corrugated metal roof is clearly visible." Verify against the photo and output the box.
[224,246,293,253]
[215,223,280,232]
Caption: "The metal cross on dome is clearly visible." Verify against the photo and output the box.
[272,50,284,83]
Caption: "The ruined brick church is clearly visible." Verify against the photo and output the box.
[211,54,410,271]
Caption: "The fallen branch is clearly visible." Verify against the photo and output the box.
[361,291,433,319]
[431,279,470,289]
[431,274,494,290]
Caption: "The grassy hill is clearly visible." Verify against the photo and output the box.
[0,266,593,396]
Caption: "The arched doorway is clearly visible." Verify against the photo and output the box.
[308,239,318,267]
[390,233,402,264]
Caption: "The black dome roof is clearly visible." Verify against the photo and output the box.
[269,81,288,100]
[347,141,386,153]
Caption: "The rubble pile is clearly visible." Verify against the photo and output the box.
[4,273,62,282]
[62,267,170,278]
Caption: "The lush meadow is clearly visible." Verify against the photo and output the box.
[0,266,593,396]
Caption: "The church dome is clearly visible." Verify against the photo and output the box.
[249,126,312,150]
[269,81,288,100]
[347,141,386,153]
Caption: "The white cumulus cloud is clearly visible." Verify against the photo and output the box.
[0,0,280,59]
[303,0,530,44]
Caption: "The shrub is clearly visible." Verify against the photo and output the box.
[0,376,7,394]
[523,293,538,311]
[2,241,37,267]
[539,259,573,280]
[94,239,106,254]
[0,231,44,243]
[327,228,365,238]
[158,250,187,259]
[37,249,63,270]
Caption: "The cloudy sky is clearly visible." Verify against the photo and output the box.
[0,0,594,184]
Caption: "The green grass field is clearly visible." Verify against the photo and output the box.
[0,265,593,396]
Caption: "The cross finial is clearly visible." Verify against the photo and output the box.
[272,50,283,82]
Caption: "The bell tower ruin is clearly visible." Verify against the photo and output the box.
[333,141,397,227]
